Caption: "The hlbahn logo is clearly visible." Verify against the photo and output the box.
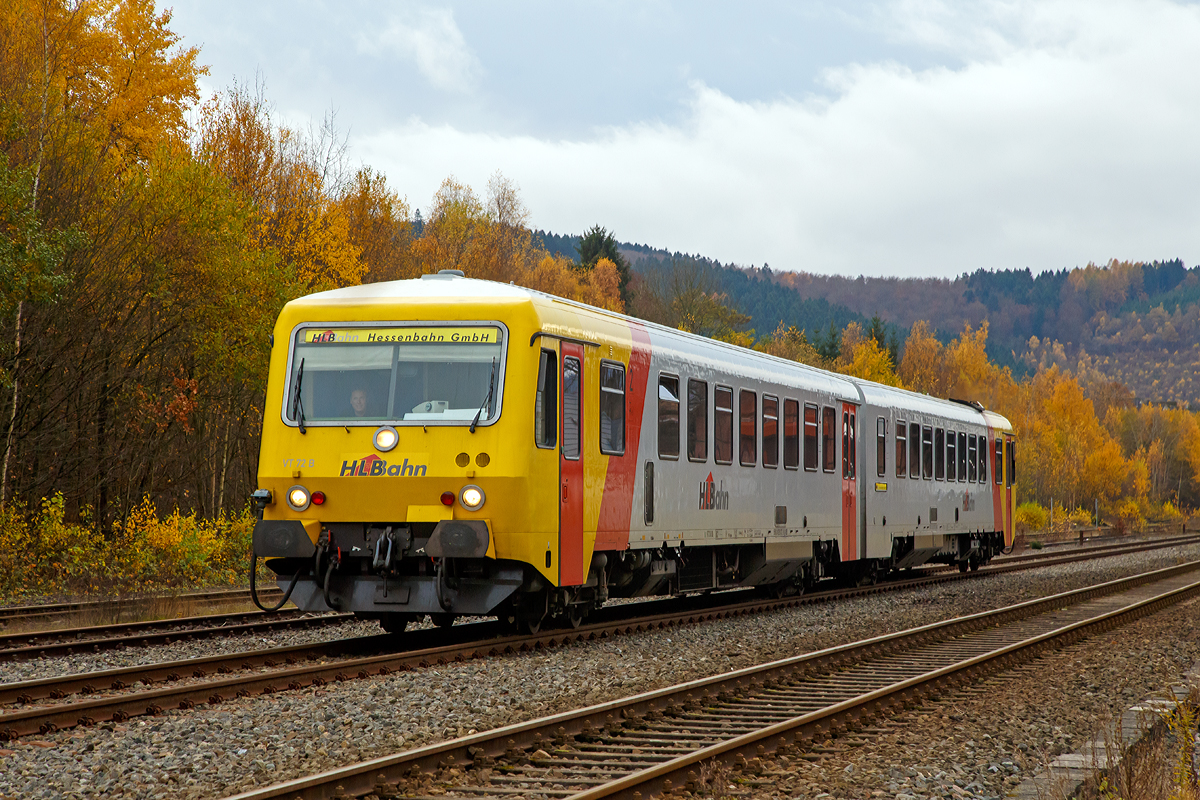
[340,454,427,477]
[699,472,728,510]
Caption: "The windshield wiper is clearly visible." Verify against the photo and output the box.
[291,357,307,434]
[470,357,497,434]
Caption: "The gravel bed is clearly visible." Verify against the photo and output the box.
[0,544,1198,799]
[739,594,1200,800]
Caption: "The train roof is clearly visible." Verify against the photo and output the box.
[290,274,1011,429]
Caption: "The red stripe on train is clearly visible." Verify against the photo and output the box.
[595,322,652,551]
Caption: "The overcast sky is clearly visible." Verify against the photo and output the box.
[169,0,1200,278]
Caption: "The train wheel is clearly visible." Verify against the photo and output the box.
[380,614,408,635]
[969,557,981,572]
[567,607,586,629]
[430,613,456,629]
[958,560,969,573]
[519,614,543,635]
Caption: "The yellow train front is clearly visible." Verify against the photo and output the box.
[252,271,627,633]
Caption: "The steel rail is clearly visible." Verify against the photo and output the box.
[214,559,1200,800]
[0,586,283,624]
[1,536,1196,741]
[0,609,352,661]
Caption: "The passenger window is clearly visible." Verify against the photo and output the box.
[599,361,625,455]
[784,399,800,469]
[563,356,581,460]
[896,419,907,478]
[657,374,680,459]
[957,431,968,481]
[877,417,887,478]
[535,349,558,449]
[934,428,945,480]
[968,434,978,482]
[842,410,856,479]
[804,403,819,471]
[995,437,1003,485]
[909,422,920,479]
[979,436,988,483]
[762,395,779,468]
[714,386,734,465]
[1007,439,1016,487]
[687,379,708,462]
[740,390,757,466]
[921,426,933,479]
[822,406,836,473]
[946,430,957,481]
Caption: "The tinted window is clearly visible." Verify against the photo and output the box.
[896,419,907,478]
[535,349,557,448]
[995,437,1003,485]
[762,395,779,468]
[563,356,581,460]
[934,428,945,480]
[877,417,887,478]
[921,426,933,479]
[842,410,856,479]
[714,386,733,465]
[784,399,800,469]
[946,430,956,481]
[1008,439,1016,487]
[978,435,988,483]
[687,379,708,462]
[804,403,819,471]
[968,434,978,482]
[740,390,757,466]
[822,406,836,472]
[909,422,920,479]
[958,431,968,481]
[657,375,680,459]
[599,362,625,455]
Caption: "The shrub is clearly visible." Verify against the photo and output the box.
[0,494,255,601]
[1015,501,1047,533]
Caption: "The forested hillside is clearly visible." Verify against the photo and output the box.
[538,229,1200,408]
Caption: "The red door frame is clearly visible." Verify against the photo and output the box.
[559,343,586,586]
[840,403,857,561]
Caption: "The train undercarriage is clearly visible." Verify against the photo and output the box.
[256,518,1008,634]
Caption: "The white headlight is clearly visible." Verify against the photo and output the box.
[286,484,311,511]
[459,485,485,511]
[374,425,399,452]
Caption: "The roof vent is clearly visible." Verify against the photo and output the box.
[438,269,464,277]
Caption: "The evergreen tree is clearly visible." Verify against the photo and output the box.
[576,225,631,306]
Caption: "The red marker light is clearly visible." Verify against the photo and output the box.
[311,491,326,506]
[440,491,455,506]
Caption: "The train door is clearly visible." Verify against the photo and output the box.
[841,403,857,561]
[559,343,586,586]
[1004,435,1015,547]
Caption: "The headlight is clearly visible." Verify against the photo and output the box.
[286,484,311,511]
[459,484,485,511]
[373,425,399,452]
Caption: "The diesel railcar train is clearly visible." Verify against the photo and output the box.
[250,271,1017,632]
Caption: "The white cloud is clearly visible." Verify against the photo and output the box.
[357,7,479,93]
[354,0,1200,277]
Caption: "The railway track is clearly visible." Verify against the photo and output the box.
[6,532,1196,662]
[223,559,1200,800]
[0,608,352,661]
[0,586,283,627]
[2,535,1197,743]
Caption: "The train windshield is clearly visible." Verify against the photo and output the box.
[286,324,505,425]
